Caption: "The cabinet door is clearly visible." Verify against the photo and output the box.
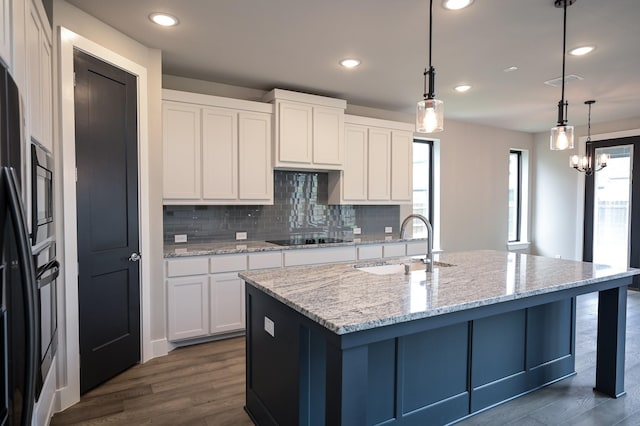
[0,0,11,68]
[210,273,245,334]
[277,101,312,165]
[40,36,52,152]
[202,107,237,200]
[391,130,413,202]
[342,124,368,201]
[26,4,41,143]
[313,106,344,167]
[167,276,209,341]
[239,112,272,202]
[368,128,391,200]
[162,102,201,199]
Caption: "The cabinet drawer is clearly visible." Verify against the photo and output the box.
[284,246,356,267]
[248,252,282,270]
[210,254,248,273]
[383,243,406,258]
[406,241,428,256]
[357,245,383,260]
[166,257,209,277]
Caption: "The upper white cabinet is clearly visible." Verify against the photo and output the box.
[26,0,52,151]
[329,115,413,205]
[162,90,273,205]
[0,0,12,68]
[264,89,346,170]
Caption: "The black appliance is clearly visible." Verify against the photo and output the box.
[266,237,345,246]
[0,64,39,425]
[31,143,53,248]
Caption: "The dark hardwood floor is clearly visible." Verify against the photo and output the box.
[51,291,640,426]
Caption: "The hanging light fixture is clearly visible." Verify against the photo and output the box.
[416,0,444,133]
[550,0,575,150]
[570,100,608,175]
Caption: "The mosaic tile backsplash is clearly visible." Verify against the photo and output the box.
[163,171,400,242]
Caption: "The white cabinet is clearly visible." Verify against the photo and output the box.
[283,246,356,267]
[265,89,346,170]
[210,273,245,334]
[26,0,52,151]
[0,0,12,68]
[162,90,273,205]
[329,116,413,205]
[367,128,391,201]
[163,102,201,199]
[167,275,209,340]
[166,254,249,341]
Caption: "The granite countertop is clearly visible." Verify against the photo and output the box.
[163,235,426,258]
[239,250,640,335]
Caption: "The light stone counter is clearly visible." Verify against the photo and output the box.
[239,249,640,335]
[163,235,426,258]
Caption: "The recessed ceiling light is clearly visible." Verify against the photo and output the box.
[569,46,595,56]
[503,66,519,72]
[443,0,474,10]
[149,13,179,27]
[340,58,361,69]
[454,84,471,92]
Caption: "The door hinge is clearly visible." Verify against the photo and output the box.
[75,167,78,182]
[73,72,76,87]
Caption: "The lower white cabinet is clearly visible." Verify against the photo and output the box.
[210,273,245,334]
[167,275,209,341]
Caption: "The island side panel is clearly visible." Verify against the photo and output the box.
[245,285,302,426]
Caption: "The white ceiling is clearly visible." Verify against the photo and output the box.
[65,0,640,133]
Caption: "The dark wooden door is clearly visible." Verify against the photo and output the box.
[73,49,140,393]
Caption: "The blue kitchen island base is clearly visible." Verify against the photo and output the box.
[245,283,627,426]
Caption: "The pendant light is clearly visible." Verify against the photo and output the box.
[416,0,444,133]
[550,0,575,150]
[570,100,608,175]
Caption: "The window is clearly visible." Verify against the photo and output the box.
[412,140,433,238]
[508,150,522,242]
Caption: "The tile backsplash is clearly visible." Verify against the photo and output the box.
[163,171,400,242]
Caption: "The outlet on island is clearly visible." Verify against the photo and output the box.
[264,316,275,337]
[353,227,362,235]
[236,231,248,240]
[174,234,187,243]
[385,226,393,234]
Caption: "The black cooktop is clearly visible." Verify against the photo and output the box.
[266,237,345,246]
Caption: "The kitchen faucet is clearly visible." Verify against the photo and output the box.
[400,214,434,272]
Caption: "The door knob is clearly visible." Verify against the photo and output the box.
[128,252,141,262]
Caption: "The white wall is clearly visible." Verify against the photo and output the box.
[53,0,164,410]
[532,116,640,260]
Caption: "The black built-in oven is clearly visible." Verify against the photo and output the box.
[33,242,58,399]
[31,143,53,248]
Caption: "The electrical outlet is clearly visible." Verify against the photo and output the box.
[353,227,361,235]
[236,231,247,240]
[174,234,187,243]
[264,316,275,337]
[385,226,393,234]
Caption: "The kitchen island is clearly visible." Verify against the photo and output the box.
[239,250,639,425]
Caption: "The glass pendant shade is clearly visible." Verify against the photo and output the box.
[416,98,444,133]
[550,124,574,150]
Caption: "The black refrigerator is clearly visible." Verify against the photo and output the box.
[0,64,39,425]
